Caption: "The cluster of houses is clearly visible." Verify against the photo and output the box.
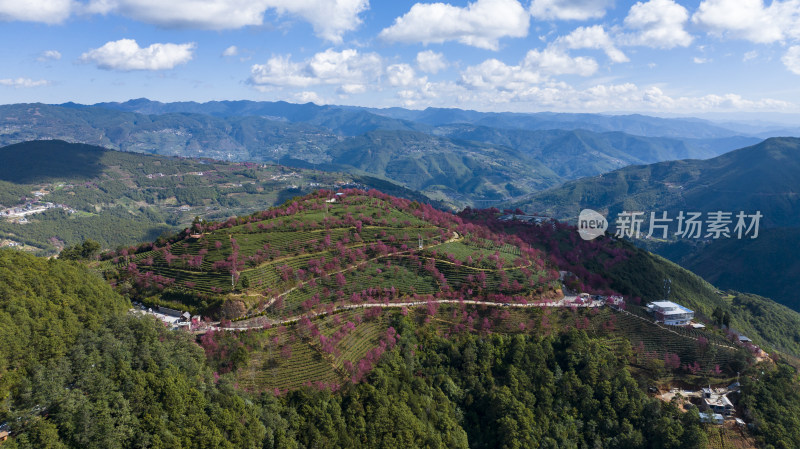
[498,213,554,226]
[643,300,762,427]
[645,301,764,354]
[1,201,75,221]
[132,302,202,330]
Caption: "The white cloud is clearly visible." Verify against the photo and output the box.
[622,0,693,49]
[783,46,800,74]
[424,76,792,112]
[524,48,598,76]
[692,0,800,44]
[80,39,195,71]
[529,0,612,20]
[743,50,758,61]
[693,57,709,64]
[250,55,314,87]
[557,25,628,63]
[576,84,790,111]
[222,45,238,57]
[0,77,50,88]
[460,58,544,91]
[38,50,62,61]
[379,0,529,50]
[459,48,595,93]
[416,50,448,74]
[295,91,325,104]
[0,0,73,24]
[386,64,420,87]
[249,48,382,89]
[387,51,790,112]
[263,0,368,43]
[338,84,367,94]
[85,0,367,42]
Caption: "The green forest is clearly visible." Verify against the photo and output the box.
[1,248,799,448]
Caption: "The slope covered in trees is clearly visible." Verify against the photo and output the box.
[459,208,800,359]
[0,249,719,449]
[3,188,800,447]
[509,137,800,313]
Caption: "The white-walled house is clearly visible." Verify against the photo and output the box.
[647,301,694,326]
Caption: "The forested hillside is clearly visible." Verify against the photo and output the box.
[510,137,800,312]
[3,188,800,448]
[2,247,798,448]
[460,209,800,359]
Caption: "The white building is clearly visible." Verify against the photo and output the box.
[702,387,735,416]
[647,301,694,325]
[699,412,724,425]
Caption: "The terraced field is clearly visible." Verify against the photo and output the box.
[236,331,341,392]
[105,189,750,395]
[107,190,555,320]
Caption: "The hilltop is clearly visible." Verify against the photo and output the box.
[96,189,800,395]
[103,189,561,320]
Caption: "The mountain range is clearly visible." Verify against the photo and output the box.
[0,100,763,207]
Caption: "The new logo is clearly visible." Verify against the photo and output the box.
[578,209,607,241]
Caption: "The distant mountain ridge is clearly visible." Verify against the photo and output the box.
[514,137,800,228]
[0,101,764,207]
[85,98,749,139]
[432,124,759,179]
[371,107,746,139]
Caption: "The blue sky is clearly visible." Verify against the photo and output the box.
[2,0,800,116]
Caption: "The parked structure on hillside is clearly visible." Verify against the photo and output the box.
[702,386,735,416]
[498,214,553,225]
[699,412,724,425]
[646,301,694,325]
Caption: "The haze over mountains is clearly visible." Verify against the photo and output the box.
[0,100,764,207]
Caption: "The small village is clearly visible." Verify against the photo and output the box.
[0,198,75,223]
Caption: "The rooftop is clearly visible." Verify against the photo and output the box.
[649,301,674,307]
[648,301,693,314]
[704,394,733,408]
